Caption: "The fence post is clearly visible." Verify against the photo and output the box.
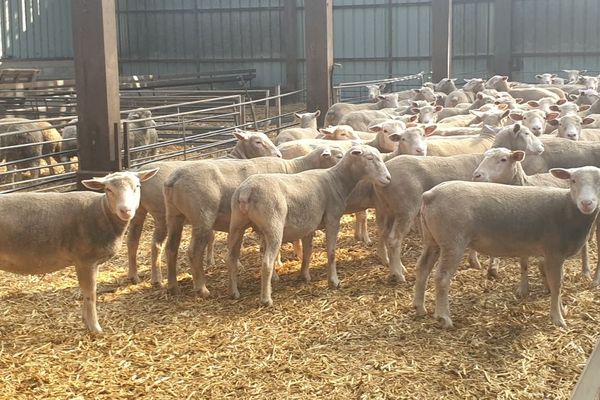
[71,0,121,184]
[284,0,298,91]
[493,0,513,78]
[305,0,333,127]
[274,85,282,135]
[431,0,453,82]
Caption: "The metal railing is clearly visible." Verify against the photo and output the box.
[333,72,427,104]
[0,85,306,193]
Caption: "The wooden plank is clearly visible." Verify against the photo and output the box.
[71,0,122,179]
[431,0,453,82]
[305,0,333,126]
[284,0,298,91]
[493,0,513,78]
[572,339,600,400]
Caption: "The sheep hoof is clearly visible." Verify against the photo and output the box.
[328,279,341,289]
[515,286,529,298]
[551,316,567,328]
[167,285,180,296]
[414,304,427,316]
[260,298,273,307]
[436,315,454,329]
[487,268,498,280]
[231,291,241,300]
[193,287,210,299]
[128,275,141,285]
[592,279,600,288]
[300,273,311,283]
[582,270,592,280]
[388,274,406,284]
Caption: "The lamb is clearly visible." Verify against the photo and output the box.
[324,94,399,126]
[126,129,284,285]
[0,168,159,332]
[365,84,387,100]
[431,78,458,95]
[425,124,504,157]
[162,146,343,295]
[273,111,321,145]
[226,145,391,306]
[126,108,159,160]
[472,148,600,287]
[374,124,545,282]
[414,166,600,328]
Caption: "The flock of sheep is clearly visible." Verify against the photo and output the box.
[2,68,600,334]
[0,108,158,186]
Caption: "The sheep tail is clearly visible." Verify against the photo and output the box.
[237,186,252,215]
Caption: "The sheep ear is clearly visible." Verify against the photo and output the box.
[388,132,401,142]
[512,124,521,134]
[405,122,418,128]
[556,99,567,105]
[434,105,443,112]
[568,94,578,101]
[469,110,483,118]
[583,117,596,125]
[424,125,437,135]
[319,127,336,135]
[136,168,160,182]
[509,113,524,121]
[511,151,526,162]
[377,95,386,100]
[502,76,509,81]
[476,93,484,100]
[233,128,250,140]
[350,148,364,156]
[408,114,419,122]
[515,98,525,104]
[294,113,302,118]
[579,105,591,112]
[550,168,572,180]
[535,74,542,79]
[410,108,420,115]
[547,119,560,126]
[368,123,383,132]
[81,178,106,191]
[545,112,560,121]
[549,105,560,111]
[496,103,508,111]
[527,101,540,108]
[313,110,321,117]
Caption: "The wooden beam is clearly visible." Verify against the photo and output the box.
[493,0,513,78]
[71,0,121,182]
[431,0,452,82]
[284,0,298,91]
[572,339,600,399]
[305,0,333,127]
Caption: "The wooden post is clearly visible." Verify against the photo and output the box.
[493,0,513,78]
[71,0,121,183]
[284,0,298,91]
[305,0,333,127]
[572,339,600,399]
[431,0,452,82]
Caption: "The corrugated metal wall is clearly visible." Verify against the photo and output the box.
[1,0,600,86]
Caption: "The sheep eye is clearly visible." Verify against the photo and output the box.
[500,158,507,162]
[401,137,407,141]
[366,156,374,161]
[571,179,576,184]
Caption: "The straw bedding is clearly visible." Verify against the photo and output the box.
[0,213,598,399]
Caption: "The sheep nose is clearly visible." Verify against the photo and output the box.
[119,206,133,215]
[567,133,577,139]
[473,172,483,181]
[415,147,424,154]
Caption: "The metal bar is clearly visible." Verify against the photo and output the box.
[431,0,453,81]
[493,0,513,77]
[71,0,122,182]
[387,0,393,78]
[284,0,298,90]
[275,85,282,135]
[305,0,333,126]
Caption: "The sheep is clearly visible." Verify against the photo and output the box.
[374,124,545,282]
[162,146,343,295]
[546,114,597,140]
[338,109,392,131]
[273,111,321,145]
[226,145,391,306]
[508,108,559,136]
[126,129,284,285]
[414,166,600,328]
[437,93,496,120]
[508,87,562,102]
[563,69,587,84]
[485,75,511,92]
[472,148,599,287]
[425,125,499,157]
[126,108,159,160]
[317,125,363,141]
[552,77,565,85]
[380,125,437,160]
[536,73,556,84]
[0,168,159,332]
[444,78,485,108]
[365,84,387,101]
[410,105,444,124]
[431,78,458,95]
[0,118,45,185]
[61,120,79,173]
[579,76,599,91]
[436,107,509,131]
[324,94,399,126]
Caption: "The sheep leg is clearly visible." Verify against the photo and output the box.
[75,262,102,334]
[325,218,342,289]
[593,222,600,287]
[260,231,282,307]
[487,257,500,279]
[299,233,314,282]
[467,250,482,270]
[292,239,303,261]
[375,209,389,266]
[226,217,247,300]
[385,213,412,283]
[126,207,147,284]
[205,231,216,268]
[354,211,371,245]
[165,212,186,295]
[189,228,211,298]
[259,235,280,282]
[516,257,530,298]
[544,255,567,328]
[537,260,550,294]
[150,216,168,286]
[581,241,591,279]
[434,247,464,329]
[413,225,440,316]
